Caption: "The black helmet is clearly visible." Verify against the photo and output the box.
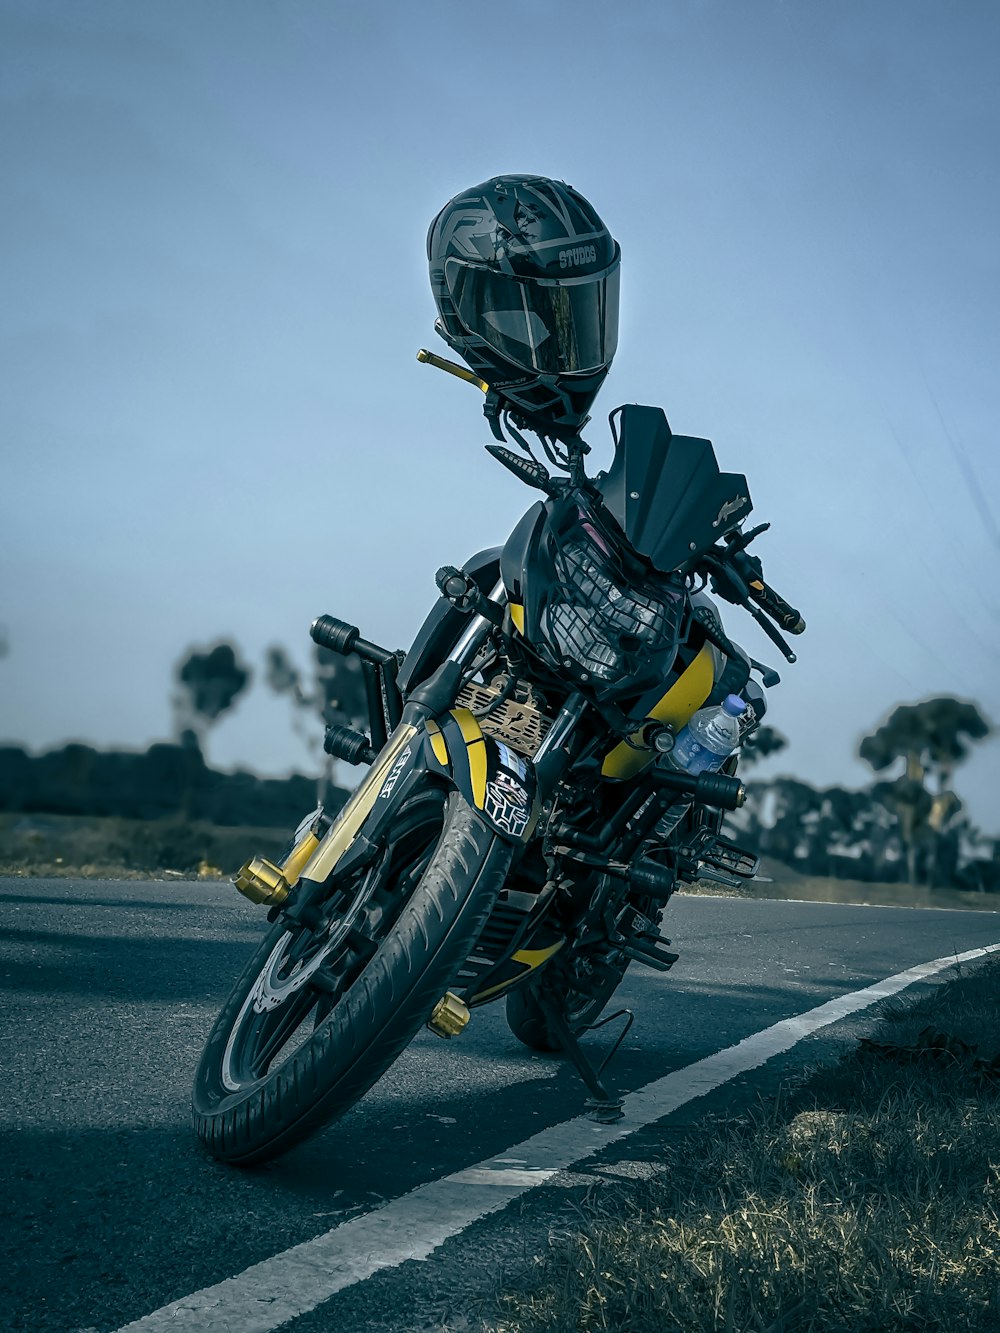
[427,174,620,436]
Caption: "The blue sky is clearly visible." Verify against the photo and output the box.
[2,0,999,833]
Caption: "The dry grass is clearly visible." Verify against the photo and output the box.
[0,811,289,878]
[486,955,1000,1333]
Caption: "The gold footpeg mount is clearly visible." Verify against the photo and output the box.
[428,991,470,1038]
[234,857,290,907]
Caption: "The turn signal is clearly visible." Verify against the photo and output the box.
[428,991,471,1038]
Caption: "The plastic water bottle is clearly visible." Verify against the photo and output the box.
[670,695,747,775]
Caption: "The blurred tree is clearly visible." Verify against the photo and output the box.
[173,642,252,762]
[860,697,991,886]
[734,775,908,882]
[739,724,788,768]
[265,643,367,802]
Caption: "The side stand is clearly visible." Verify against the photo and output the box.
[537,996,632,1123]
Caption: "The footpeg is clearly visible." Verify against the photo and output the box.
[699,834,760,879]
[622,935,680,971]
[694,863,744,890]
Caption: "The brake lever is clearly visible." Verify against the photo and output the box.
[744,603,797,663]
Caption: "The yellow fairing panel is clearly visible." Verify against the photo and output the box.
[601,644,716,779]
[469,940,565,1003]
[509,603,525,635]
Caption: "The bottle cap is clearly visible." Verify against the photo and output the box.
[722,694,747,717]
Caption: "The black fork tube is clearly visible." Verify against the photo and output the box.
[361,659,388,753]
[532,693,589,795]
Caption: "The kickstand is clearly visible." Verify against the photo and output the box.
[537,996,633,1123]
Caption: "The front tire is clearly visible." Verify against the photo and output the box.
[193,790,510,1164]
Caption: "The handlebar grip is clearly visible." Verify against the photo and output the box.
[748,580,806,634]
[310,615,397,664]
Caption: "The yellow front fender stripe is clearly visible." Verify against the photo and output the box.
[449,706,488,807]
[425,718,449,767]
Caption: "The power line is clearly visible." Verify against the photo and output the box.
[922,374,1000,551]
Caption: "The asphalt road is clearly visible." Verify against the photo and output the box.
[3,874,999,1333]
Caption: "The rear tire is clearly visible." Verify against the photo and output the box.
[193,791,510,1164]
[505,953,630,1054]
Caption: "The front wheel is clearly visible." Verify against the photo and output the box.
[193,790,511,1164]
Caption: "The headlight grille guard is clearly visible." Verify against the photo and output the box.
[540,506,688,688]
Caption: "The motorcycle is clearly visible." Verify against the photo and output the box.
[192,354,805,1164]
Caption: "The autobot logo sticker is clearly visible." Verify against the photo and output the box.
[484,772,531,837]
[491,770,529,802]
[712,494,750,528]
[559,245,597,269]
[379,745,412,800]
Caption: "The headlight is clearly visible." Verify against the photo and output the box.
[543,516,684,685]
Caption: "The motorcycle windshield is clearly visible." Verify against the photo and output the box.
[444,257,620,374]
[596,405,753,573]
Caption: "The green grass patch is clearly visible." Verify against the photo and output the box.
[486,954,1000,1333]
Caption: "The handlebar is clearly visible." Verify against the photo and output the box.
[746,578,805,635]
[698,539,805,666]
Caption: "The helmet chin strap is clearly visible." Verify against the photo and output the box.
[484,388,507,442]
[431,317,593,453]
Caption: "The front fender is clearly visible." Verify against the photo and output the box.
[300,711,537,890]
[364,708,537,846]
[430,708,538,843]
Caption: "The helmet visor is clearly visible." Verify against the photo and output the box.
[444,257,620,375]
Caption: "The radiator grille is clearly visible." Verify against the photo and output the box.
[454,679,553,758]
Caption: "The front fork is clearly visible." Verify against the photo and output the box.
[235,582,561,912]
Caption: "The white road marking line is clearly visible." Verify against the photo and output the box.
[755,895,1000,914]
[116,942,1000,1333]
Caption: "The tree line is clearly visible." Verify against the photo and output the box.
[737,697,994,889]
[1,630,994,889]
[173,640,995,891]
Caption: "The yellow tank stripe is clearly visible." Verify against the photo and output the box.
[600,644,716,779]
[425,718,449,767]
[449,706,488,807]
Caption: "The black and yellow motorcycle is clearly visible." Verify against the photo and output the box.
[192,381,804,1164]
